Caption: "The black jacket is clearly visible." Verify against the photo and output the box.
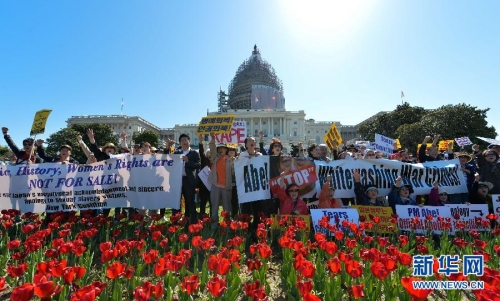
[3,134,41,164]
[167,147,201,186]
[89,143,110,162]
[36,145,79,164]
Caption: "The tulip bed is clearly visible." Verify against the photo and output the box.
[1,209,499,301]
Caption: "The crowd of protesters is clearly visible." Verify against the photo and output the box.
[2,126,500,234]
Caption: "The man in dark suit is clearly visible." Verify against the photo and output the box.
[167,134,201,225]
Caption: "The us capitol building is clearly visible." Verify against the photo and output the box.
[67,45,366,151]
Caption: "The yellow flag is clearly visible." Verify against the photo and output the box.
[30,109,52,136]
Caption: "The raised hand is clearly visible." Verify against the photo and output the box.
[472,144,480,152]
[36,139,44,146]
[76,135,83,142]
[1,127,8,134]
[121,131,126,140]
[395,176,403,187]
[423,136,432,143]
[198,134,204,142]
[433,180,439,189]
[353,169,361,182]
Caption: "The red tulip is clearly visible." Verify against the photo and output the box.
[178,233,189,243]
[334,230,344,241]
[370,262,389,280]
[207,275,227,298]
[154,258,168,277]
[296,258,316,278]
[321,241,338,255]
[398,235,409,247]
[7,262,28,278]
[34,275,63,298]
[246,257,263,271]
[11,283,34,301]
[63,266,86,284]
[258,243,272,259]
[106,261,126,279]
[49,259,67,277]
[181,274,199,295]
[143,249,159,264]
[474,239,488,250]
[0,276,5,292]
[297,279,313,296]
[397,252,412,266]
[350,284,365,299]
[345,260,363,278]
[244,280,267,300]
[327,257,341,275]
[303,292,321,301]
[7,239,21,250]
[345,238,357,249]
[401,277,434,300]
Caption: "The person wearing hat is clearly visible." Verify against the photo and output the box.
[277,172,309,215]
[474,146,500,195]
[208,133,234,231]
[428,180,450,206]
[447,152,477,204]
[353,170,385,206]
[468,175,495,224]
[2,127,41,164]
[388,176,418,213]
[35,139,79,164]
[318,175,343,208]
[86,128,118,162]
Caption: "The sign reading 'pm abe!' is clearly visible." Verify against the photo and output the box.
[0,154,183,213]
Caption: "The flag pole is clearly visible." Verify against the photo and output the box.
[121,98,124,116]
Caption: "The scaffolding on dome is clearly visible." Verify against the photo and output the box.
[223,45,284,110]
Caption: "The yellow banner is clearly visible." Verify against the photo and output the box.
[30,109,52,136]
[270,214,310,233]
[417,140,454,152]
[324,123,342,149]
[395,138,402,149]
[352,205,397,233]
[196,115,235,135]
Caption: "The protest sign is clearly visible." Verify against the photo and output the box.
[374,134,396,155]
[310,208,360,235]
[270,214,311,233]
[0,154,183,213]
[455,137,473,148]
[268,156,318,199]
[198,166,212,191]
[314,158,468,198]
[477,136,500,146]
[324,123,342,150]
[417,140,455,152]
[196,115,235,135]
[214,121,246,145]
[234,155,270,203]
[445,204,490,231]
[396,205,453,234]
[352,205,397,233]
[492,195,500,216]
[30,109,52,136]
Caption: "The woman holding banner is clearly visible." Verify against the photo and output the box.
[277,172,309,215]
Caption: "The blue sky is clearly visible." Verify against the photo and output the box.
[1,0,499,146]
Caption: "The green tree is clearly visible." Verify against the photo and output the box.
[357,102,497,154]
[132,130,159,147]
[0,144,11,158]
[357,102,426,141]
[45,124,119,164]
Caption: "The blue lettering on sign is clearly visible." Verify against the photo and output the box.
[438,255,460,276]
[413,255,434,277]
[463,255,484,276]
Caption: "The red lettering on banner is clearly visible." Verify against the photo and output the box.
[269,166,318,196]
[215,127,246,144]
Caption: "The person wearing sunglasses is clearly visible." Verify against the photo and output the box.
[276,172,309,215]
[2,127,41,164]
[475,148,500,195]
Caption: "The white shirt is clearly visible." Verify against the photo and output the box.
[182,148,191,176]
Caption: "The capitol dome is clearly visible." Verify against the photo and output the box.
[227,45,285,109]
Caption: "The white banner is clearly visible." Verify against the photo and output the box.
[477,137,500,146]
[1,154,183,213]
[493,195,500,216]
[396,205,453,234]
[445,204,490,231]
[374,134,395,155]
[234,155,271,203]
[314,158,468,198]
[454,137,473,147]
[310,208,360,235]
[214,121,247,145]
[198,166,212,191]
